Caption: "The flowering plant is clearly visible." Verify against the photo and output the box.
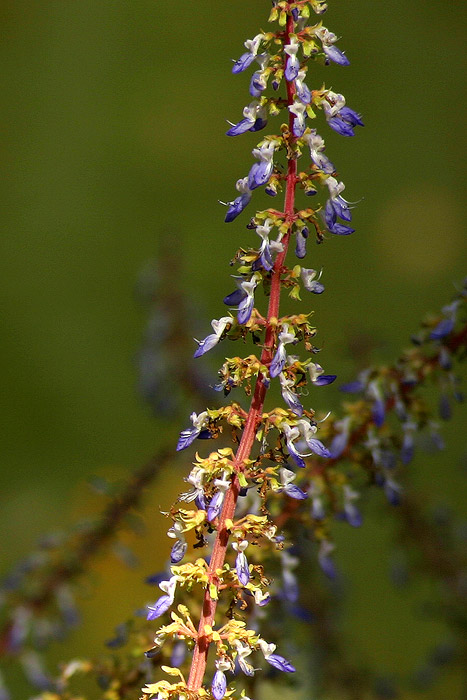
[143,2,365,697]
[0,3,465,700]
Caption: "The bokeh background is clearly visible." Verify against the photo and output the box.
[1,1,466,698]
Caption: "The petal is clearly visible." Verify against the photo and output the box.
[226,118,255,137]
[223,288,247,306]
[340,106,364,126]
[232,52,256,74]
[237,295,254,325]
[236,552,250,585]
[430,318,455,340]
[146,595,172,620]
[170,540,187,564]
[327,117,355,137]
[224,192,251,223]
[266,654,296,673]
[176,426,200,452]
[313,374,337,386]
[269,345,286,378]
[328,221,355,235]
[307,438,331,458]
[212,670,227,700]
[284,484,308,500]
[324,44,350,66]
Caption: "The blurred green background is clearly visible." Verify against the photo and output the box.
[0,1,466,698]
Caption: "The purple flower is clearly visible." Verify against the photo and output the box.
[284,37,300,82]
[328,106,364,137]
[170,539,187,564]
[259,640,296,673]
[211,671,227,700]
[248,141,276,190]
[303,130,335,174]
[170,640,186,667]
[146,577,177,619]
[207,490,225,523]
[233,541,250,585]
[207,475,231,522]
[226,101,267,137]
[232,34,264,74]
[323,91,363,136]
[324,43,350,65]
[279,373,304,416]
[301,267,325,294]
[316,27,350,66]
[295,69,312,104]
[254,218,283,272]
[430,318,455,340]
[318,540,337,579]
[270,325,296,378]
[313,374,337,386]
[194,316,233,359]
[232,52,257,74]
[295,226,308,258]
[267,654,296,673]
[289,100,307,137]
[223,177,252,223]
[384,478,402,506]
[236,275,259,325]
[279,467,308,500]
[176,411,209,451]
[341,380,365,394]
[343,485,363,527]
[372,399,385,427]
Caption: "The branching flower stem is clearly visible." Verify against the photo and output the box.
[187,15,297,692]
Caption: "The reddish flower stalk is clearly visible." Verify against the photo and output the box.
[186,15,297,693]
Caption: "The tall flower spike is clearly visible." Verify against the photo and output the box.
[144,5,364,697]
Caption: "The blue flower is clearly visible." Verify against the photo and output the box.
[176,410,210,451]
[284,36,300,82]
[146,576,177,620]
[211,670,227,700]
[323,176,356,235]
[308,361,336,386]
[295,69,312,104]
[342,485,363,527]
[316,27,350,66]
[323,91,363,136]
[259,640,296,673]
[226,101,267,137]
[233,540,250,585]
[281,420,331,468]
[301,267,325,294]
[270,325,296,378]
[295,226,308,258]
[223,177,252,222]
[254,218,283,272]
[207,474,231,522]
[318,540,337,579]
[278,468,308,500]
[279,373,304,416]
[303,130,335,174]
[232,34,264,74]
[430,318,455,340]
[289,100,307,137]
[248,141,276,190]
[384,477,402,506]
[237,274,260,324]
[194,316,233,358]
[170,539,187,564]
[249,55,269,97]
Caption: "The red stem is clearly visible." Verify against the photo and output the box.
[187,15,297,692]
